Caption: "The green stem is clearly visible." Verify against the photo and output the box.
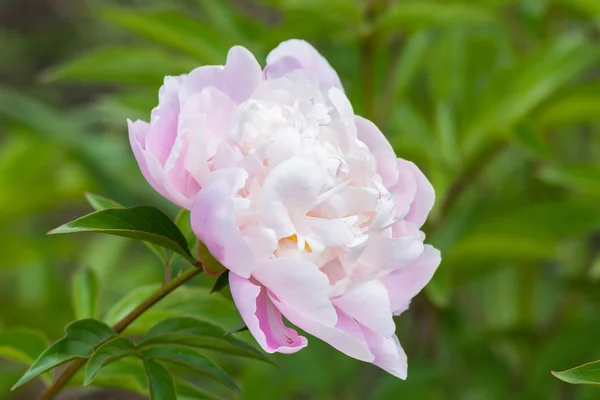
[37,264,203,400]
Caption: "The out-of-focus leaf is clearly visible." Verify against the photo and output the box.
[85,193,123,211]
[552,360,600,385]
[537,165,600,195]
[70,358,148,395]
[175,379,221,400]
[142,345,240,393]
[393,31,431,99]
[72,269,100,319]
[435,102,460,168]
[48,206,196,264]
[376,2,498,32]
[84,337,137,385]
[103,285,159,328]
[42,46,198,86]
[12,319,115,389]
[535,92,600,127]
[138,317,276,365]
[84,194,169,263]
[210,271,229,294]
[0,328,48,365]
[142,358,177,400]
[511,124,553,160]
[464,36,600,155]
[95,6,224,63]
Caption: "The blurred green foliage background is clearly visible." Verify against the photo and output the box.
[1,0,600,398]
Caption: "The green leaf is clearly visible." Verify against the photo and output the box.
[72,268,100,320]
[0,328,52,384]
[142,345,240,393]
[48,206,196,265]
[138,317,276,365]
[84,194,169,263]
[552,360,600,385]
[85,192,123,211]
[376,2,497,32]
[102,285,160,328]
[42,46,198,86]
[95,5,224,63]
[210,271,229,294]
[175,379,221,400]
[535,92,600,127]
[12,319,115,389]
[199,241,226,276]
[537,166,600,196]
[84,337,137,385]
[143,358,177,400]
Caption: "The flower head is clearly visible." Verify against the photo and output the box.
[129,39,440,378]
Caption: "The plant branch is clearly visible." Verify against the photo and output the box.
[360,0,379,121]
[37,263,203,400]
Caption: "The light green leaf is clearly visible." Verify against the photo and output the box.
[72,268,100,320]
[48,206,196,265]
[553,360,600,385]
[143,359,177,400]
[139,317,276,365]
[102,285,160,328]
[535,92,600,127]
[376,2,497,32]
[42,46,198,86]
[143,345,240,393]
[12,319,115,389]
[0,328,48,365]
[95,6,224,63]
[84,337,138,385]
[84,193,123,211]
[538,166,600,196]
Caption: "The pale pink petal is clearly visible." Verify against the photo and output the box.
[265,39,343,89]
[229,273,307,354]
[355,116,399,188]
[184,46,262,104]
[394,159,435,228]
[190,168,254,277]
[361,327,408,379]
[358,231,424,272]
[274,299,374,362]
[332,280,395,337]
[128,119,192,209]
[382,245,441,315]
[259,157,325,239]
[145,76,183,165]
[253,258,337,326]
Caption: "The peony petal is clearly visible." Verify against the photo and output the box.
[252,258,337,327]
[274,299,374,362]
[265,39,343,89]
[361,327,408,379]
[184,46,262,104]
[355,116,399,188]
[382,245,441,315]
[128,119,192,209]
[394,159,435,228]
[259,157,326,239]
[358,230,424,272]
[229,273,307,354]
[332,280,396,337]
[190,168,255,277]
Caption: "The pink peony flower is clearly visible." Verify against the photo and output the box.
[129,39,440,378]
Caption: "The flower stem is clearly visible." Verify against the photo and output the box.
[37,264,203,400]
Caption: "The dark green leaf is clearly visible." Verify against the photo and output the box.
[84,194,169,263]
[210,271,229,294]
[12,319,115,389]
[175,378,221,400]
[143,345,240,393]
[48,206,196,264]
[552,360,600,385]
[72,268,100,320]
[84,337,137,385]
[143,358,177,400]
[139,317,276,365]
